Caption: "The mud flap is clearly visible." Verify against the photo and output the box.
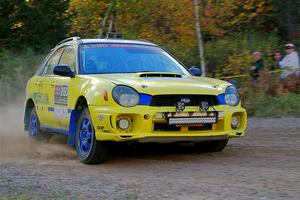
[67,110,81,146]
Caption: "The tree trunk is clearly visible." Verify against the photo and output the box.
[98,4,111,38]
[108,13,114,32]
[193,0,206,76]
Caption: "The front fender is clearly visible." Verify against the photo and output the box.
[76,76,116,107]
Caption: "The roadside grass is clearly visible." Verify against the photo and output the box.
[242,73,300,117]
[244,93,300,117]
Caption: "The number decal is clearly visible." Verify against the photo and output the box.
[54,85,69,106]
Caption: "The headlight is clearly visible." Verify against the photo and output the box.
[112,86,140,107]
[225,86,240,106]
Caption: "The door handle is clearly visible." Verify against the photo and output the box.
[34,81,39,86]
[51,81,55,87]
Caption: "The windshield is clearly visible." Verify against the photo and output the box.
[79,43,189,74]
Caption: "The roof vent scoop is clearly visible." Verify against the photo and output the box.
[139,73,182,78]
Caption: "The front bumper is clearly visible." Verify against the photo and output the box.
[89,105,247,143]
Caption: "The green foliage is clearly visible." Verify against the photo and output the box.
[115,0,197,67]
[246,93,300,117]
[0,49,46,105]
[244,87,300,117]
[204,33,281,76]
[242,72,300,117]
[271,0,300,40]
[68,0,110,38]
[0,0,70,50]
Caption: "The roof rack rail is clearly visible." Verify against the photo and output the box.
[106,32,123,39]
[56,36,81,46]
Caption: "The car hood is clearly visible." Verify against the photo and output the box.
[88,73,230,95]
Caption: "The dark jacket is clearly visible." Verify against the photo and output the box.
[250,59,264,79]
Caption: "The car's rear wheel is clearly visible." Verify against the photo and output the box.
[28,108,49,141]
[76,107,108,164]
[194,139,229,152]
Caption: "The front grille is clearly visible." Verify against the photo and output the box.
[150,95,218,107]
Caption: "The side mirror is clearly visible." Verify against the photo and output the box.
[189,66,202,76]
[53,65,75,78]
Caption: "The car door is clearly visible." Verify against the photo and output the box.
[38,47,65,127]
[49,45,76,130]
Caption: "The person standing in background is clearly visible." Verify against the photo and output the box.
[249,51,264,79]
[273,52,283,70]
[279,43,300,79]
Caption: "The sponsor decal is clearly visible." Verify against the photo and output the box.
[48,107,71,113]
[99,114,105,121]
[32,93,49,104]
[54,107,68,119]
[54,85,68,105]
[82,44,145,49]
[97,126,110,133]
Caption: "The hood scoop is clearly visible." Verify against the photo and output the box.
[139,73,182,78]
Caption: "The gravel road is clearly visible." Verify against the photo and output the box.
[0,106,299,200]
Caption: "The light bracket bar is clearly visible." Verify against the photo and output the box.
[168,116,218,125]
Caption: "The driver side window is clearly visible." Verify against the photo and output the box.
[43,48,64,75]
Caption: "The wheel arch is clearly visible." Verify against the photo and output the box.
[75,95,88,110]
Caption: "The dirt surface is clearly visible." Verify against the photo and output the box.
[0,106,300,200]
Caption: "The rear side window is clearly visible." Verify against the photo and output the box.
[43,48,64,75]
[59,46,75,72]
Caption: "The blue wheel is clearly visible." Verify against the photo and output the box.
[78,118,93,157]
[29,112,38,137]
[76,107,108,164]
[28,107,51,141]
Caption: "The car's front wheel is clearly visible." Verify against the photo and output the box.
[76,107,108,164]
[194,139,229,152]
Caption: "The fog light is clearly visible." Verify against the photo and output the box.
[117,118,130,130]
[218,111,225,117]
[155,113,164,119]
[231,116,239,129]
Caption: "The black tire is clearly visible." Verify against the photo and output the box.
[194,139,229,152]
[75,107,108,164]
[28,108,50,141]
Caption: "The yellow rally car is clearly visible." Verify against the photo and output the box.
[24,36,247,164]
